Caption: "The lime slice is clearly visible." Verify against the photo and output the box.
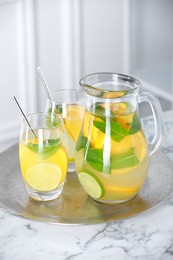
[26,163,62,191]
[78,171,104,199]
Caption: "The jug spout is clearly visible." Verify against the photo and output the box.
[80,72,140,99]
[80,72,141,116]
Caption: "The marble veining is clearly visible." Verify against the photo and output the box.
[0,110,173,260]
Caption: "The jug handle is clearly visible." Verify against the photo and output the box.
[139,92,164,156]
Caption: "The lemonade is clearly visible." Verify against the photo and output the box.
[48,103,85,171]
[75,102,149,203]
[46,89,85,172]
[19,113,68,201]
[20,134,68,200]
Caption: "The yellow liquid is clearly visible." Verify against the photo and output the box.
[58,104,85,162]
[75,104,149,203]
[19,137,68,192]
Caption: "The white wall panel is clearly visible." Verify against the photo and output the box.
[0,0,37,152]
[81,0,125,75]
[130,0,173,102]
[0,0,172,152]
[130,0,173,70]
[0,1,22,152]
[73,0,83,88]
[35,0,67,111]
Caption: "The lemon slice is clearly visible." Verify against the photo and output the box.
[78,171,105,199]
[135,131,148,161]
[103,91,124,98]
[26,163,62,191]
[83,112,105,148]
[64,105,84,141]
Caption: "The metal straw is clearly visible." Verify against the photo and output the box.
[12,95,37,138]
[37,66,54,103]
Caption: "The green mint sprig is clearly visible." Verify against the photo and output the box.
[86,148,111,174]
[129,111,142,134]
[27,138,61,160]
[111,148,139,169]
[93,120,129,142]
[85,147,139,174]
[76,134,88,151]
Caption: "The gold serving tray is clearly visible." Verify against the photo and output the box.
[0,144,173,225]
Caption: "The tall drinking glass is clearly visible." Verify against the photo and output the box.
[19,112,68,201]
[46,89,85,172]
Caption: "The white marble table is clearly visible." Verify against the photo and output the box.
[0,110,173,260]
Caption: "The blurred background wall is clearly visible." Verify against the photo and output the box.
[0,0,172,152]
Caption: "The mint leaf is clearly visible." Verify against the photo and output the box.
[129,111,142,134]
[55,105,63,114]
[47,105,63,114]
[89,105,106,121]
[46,114,61,127]
[27,143,38,153]
[76,135,88,151]
[46,139,61,146]
[111,148,139,169]
[86,148,103,171]
[94,104,116,120]
[93,120,106,132]
[110,121,129,142]
[39,145,60,160]
[27,138,61,159]
[93,120,129,142]
[86,148,111,174]
[94,105,106,116]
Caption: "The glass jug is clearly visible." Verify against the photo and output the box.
[75,73,164,204]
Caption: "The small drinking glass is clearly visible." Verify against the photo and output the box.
[19,112,68,201]
[46,89,85,172]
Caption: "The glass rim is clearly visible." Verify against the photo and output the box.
[23,112,63,129]
[47,88,84,102]
[79,72,141,98]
